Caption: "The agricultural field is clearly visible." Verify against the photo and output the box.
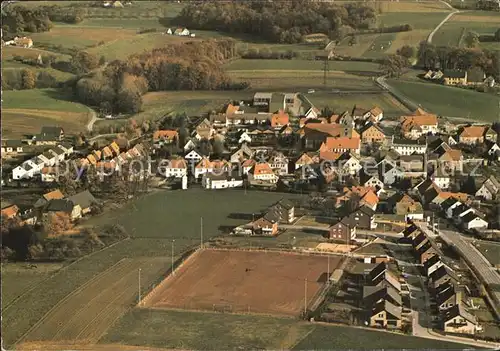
[2,89,91,138]
[143,249,340,316]
[432,11,500,49]
[101,308,469,350]
[387,79,500,120]
[224,59,381,73]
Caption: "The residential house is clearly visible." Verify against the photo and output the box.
[194,158,230,179]
[398,155,426,178]
[184,149,204,164]
[362,106,384,123]
[335,152,362,176]
[192,118,214,140]
[45,199,82,221]
[360,170,384,190]
[40,126,64,140]
[430,167,451,190]
[389,193,424,220]
[442,70,467,86]
[242,159,256,175]
[41,151,57,167]
[320,136,361,155]
[300,123,358,150]
[451,204,475,224]
[347,205,376,230]
[412,231,430,252]
[34,189,65,209]
[486,140,500,160]
[161,158,188,178]
[461,212,488,230]
[391,138,427,155]
[402,224,421,241]
[68,190,97,215]
[202,172,244,190]
[363,284,402,308]
[271,110,289,129]
[475,175,500,200]
[173,27,190,36]
[436,284,462,311]
[328,218,356,243]
[251,211,279,235]
[368,300,402,329]
[268,151,289,175]
[183,138,199,152]
[423,254,444,277]
[248,163,277,183]
[230,144,254,164]
[442,304,478,335]
[294,152,316,170]
[378,160,403,186]
[49,146,66,163]
[360,123,386,144]
[330,111,355,128]
[429,265,459,290]
[466,67,486,86]
[234,130,252,144]
[458,125,487,144]
[153,130,179,148]
[1,140,24,155]
[367,262,402,291]
[1,205,19,219]
[417,241,439,264]
[400,111,439,139]
[41,167,59,183]
[57,143,74,156]
[269,199,295,224]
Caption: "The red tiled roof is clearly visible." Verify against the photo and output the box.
[1,205,19,218]
[323,137,360,151]
[251,163,274,175]
[271,110,289,127]
[460,126,487,138]
[153,130,178,141]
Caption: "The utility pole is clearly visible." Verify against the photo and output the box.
[200,217,203,249]
[171,239,175,275]
[138,268,142,305]
[323,57,329,87]
[304,277,308,315]
[327,255,330,282]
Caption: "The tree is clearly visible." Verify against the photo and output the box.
[116,88,142,114]
[212,137,225,157]
[348,35,358,46]
[379,54,409,78]
[464,31,479,48]
[21,69,36,89]
[43,212,73,236]
[346,193,361,213]
[70,50,99,74]
[396,45,416,60]
[58,171,79,195]
[495,28,500,42]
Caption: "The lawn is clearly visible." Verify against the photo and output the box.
[292,324,473,350]
[2,89,91,138]
[100,308,469,350]
[56,18,167,29]
[473,241,500,266]
[1,46,70,62]
[387,79,500,120]
[224,59,381,73]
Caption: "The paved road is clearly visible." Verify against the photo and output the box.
[427,1,461,44]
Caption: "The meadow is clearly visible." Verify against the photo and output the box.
[2,89,91,138]
[473,241,500,266]
[387,80,500,120]
[224,59,381,73]
[101,309,468,350]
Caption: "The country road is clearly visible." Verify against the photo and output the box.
[427,1,461,44]
[86,108,99,133]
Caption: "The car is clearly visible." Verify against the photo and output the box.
[307,89,315,94]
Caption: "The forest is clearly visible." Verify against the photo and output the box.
[73,39,244,114]
[173,0,377,43]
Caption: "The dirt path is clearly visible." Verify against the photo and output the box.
[86,107,99,133]
[427,1,461,44]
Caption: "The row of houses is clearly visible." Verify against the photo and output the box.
[233,199,295,236]
[12,143,74,180]
[424,68,496,88]
[404,224,481,335]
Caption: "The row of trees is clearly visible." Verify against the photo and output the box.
[417,42,500,79]
[2,69,59,90]
[2,6,53,34]
[173,0,376,43]
[73,39,244,114]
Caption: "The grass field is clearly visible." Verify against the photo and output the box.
[2,89,91,138]
[473,241,500,266]
[23,257,170,344]
[101,309,469,350]
[144,249,340,316]
[432,12,500,49]
[387,80,500,120]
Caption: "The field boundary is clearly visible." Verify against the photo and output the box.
[16,257,128,345]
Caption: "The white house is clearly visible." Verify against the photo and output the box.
[248,163,277,183]
[268,151,289,175]
[235,130,252,144]
[202,172,244,190]
[462,212,488,230]
[41,167,57,183]
[161,159,187,178]
[475,176,499,200]
[12,165,29,180]
[57,143,74,156]
[338,153,362,176]
[184,150,204,164]
[362,106,383,123]
[392,138,427,156]
[173,27,190,36]
[431,168,451,190]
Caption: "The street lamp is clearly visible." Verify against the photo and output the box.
[171,239,175,275]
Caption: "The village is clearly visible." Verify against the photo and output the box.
[1,89,500,346]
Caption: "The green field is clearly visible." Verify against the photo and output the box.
[225,59,381,72]
[387,80,500,120]
[473,241,500,266]
[101,308,469,350]
[2,89,88,112]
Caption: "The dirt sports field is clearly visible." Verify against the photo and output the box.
[143,249,343,316]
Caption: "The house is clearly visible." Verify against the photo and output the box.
[486,140,500,160]
[320,136,361,154]
[360,123,386,144]
[331,111,355,128]
[160,158,188,178]
[402,224,421,240]
[251,211,279,235]
[400,111,439,139]
[41,151,57,166]
[417,241,439,264]
[202,172,244,190]
[57,143,74,156]
[398,155,426,178]
[271,110,289,128]
[389,193,424,220]
[13,36,33,48]
[363,284,402,307]
[153,130,178,147]
[46,199,82,221]
[362,106,384,123]
[248,163,277,183]
[173,27,190,36]
[368,262,402,291]
[412,231,430,252]
[368,300,402,329]
[230,144,254,164]
[41,167,58,183]
[234,130,252,144]
[360,170,384,190]
[466,67,486,86]
[451,204,475,223]
[423,254,444,277]
[347,205,376,230]
[183,138,199,152]
[40,126,64,141]
[461,212,488,230]
[1,140,24,155]
[442,304,478,335]
[34,189,65,209]
[268,151,289,175]
[68,190,97,215]
[475,175,500,200]
[294,153,316,170]
[429,265,460,290]
[328,218,356,243]
[430,167,451,190]
[192,118,214,140]
[391,138,427,155]
[184,149,204,164]
[436,285,462,311]
[333,152,361,176]
[378,160,403,186]
[1,205,19,219]
[458,125,487,144]
[442,70,467,86]
[434,147,464,172]
[49,146,66,163]
[269,199,295,223]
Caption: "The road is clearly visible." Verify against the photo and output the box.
[86,108,99,133]
[427,1,461,44]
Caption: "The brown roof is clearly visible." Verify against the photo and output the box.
[302,123,346,137]
[251,163,274,175]
[319,151,341,161]
[242,159,256,168]
[401,114,438,132]
[369,106,383,117]
[86,154,97,165]
[296,153,315,165]
[109,141,120,155]
[154,130,178,141]
[43,189,65,200]
[168,159,187,169]
[102,146,113,158]
[271,110,289,127]
[195,158,211,169]
[460,126,487,138]
[322,137,360,151]
[1,205,19,218]
[225,104,240,115]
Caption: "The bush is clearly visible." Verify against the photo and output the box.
[137,28,157,34]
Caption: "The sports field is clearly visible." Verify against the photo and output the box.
[143,249,340,316]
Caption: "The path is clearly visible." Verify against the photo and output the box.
[427,1,461,44]
[86,107,99,133]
